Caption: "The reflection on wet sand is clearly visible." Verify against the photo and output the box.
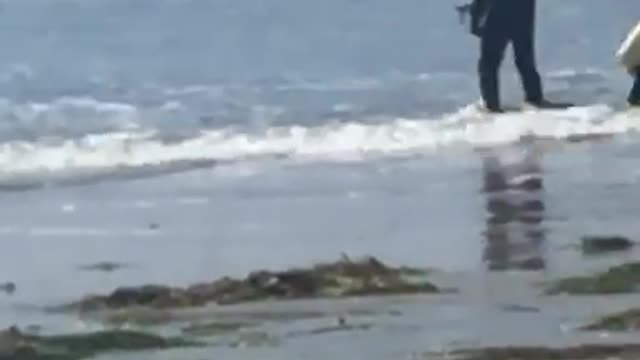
[481,147,548,271]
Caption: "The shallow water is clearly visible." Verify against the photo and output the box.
[2,0,640,359]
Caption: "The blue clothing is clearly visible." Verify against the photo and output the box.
[630,68,640,105]
[471,0,542,110]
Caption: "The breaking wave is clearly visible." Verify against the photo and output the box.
[0,102,636,188]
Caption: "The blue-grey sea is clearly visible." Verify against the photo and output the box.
[3,1,640,359]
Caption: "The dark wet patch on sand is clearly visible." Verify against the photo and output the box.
[580,236,636,255]
[77,261,133,273]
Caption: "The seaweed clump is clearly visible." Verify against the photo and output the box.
[582,308,640,331]
[545,262,640,295]
[56,255,439,313]
[441,344,640,360]
[0,326,196,360]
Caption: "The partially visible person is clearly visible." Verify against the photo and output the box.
[628,68,640,107]
[616,20,640,107]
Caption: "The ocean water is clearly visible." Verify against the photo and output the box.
[2,0,640,359]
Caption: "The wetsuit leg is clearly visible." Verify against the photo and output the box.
[628,67,640,106]
[511,25,543,104]
[478,30,509,111]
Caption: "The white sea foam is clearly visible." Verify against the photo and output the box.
[0,103,636,185]
[0,96,142,137]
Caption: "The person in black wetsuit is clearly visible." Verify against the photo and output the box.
[468,0,567,112]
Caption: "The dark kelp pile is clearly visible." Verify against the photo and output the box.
[439,344,640,360]
[54,256,438,313]
[0,326,197,360]
[544,262,640,295]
